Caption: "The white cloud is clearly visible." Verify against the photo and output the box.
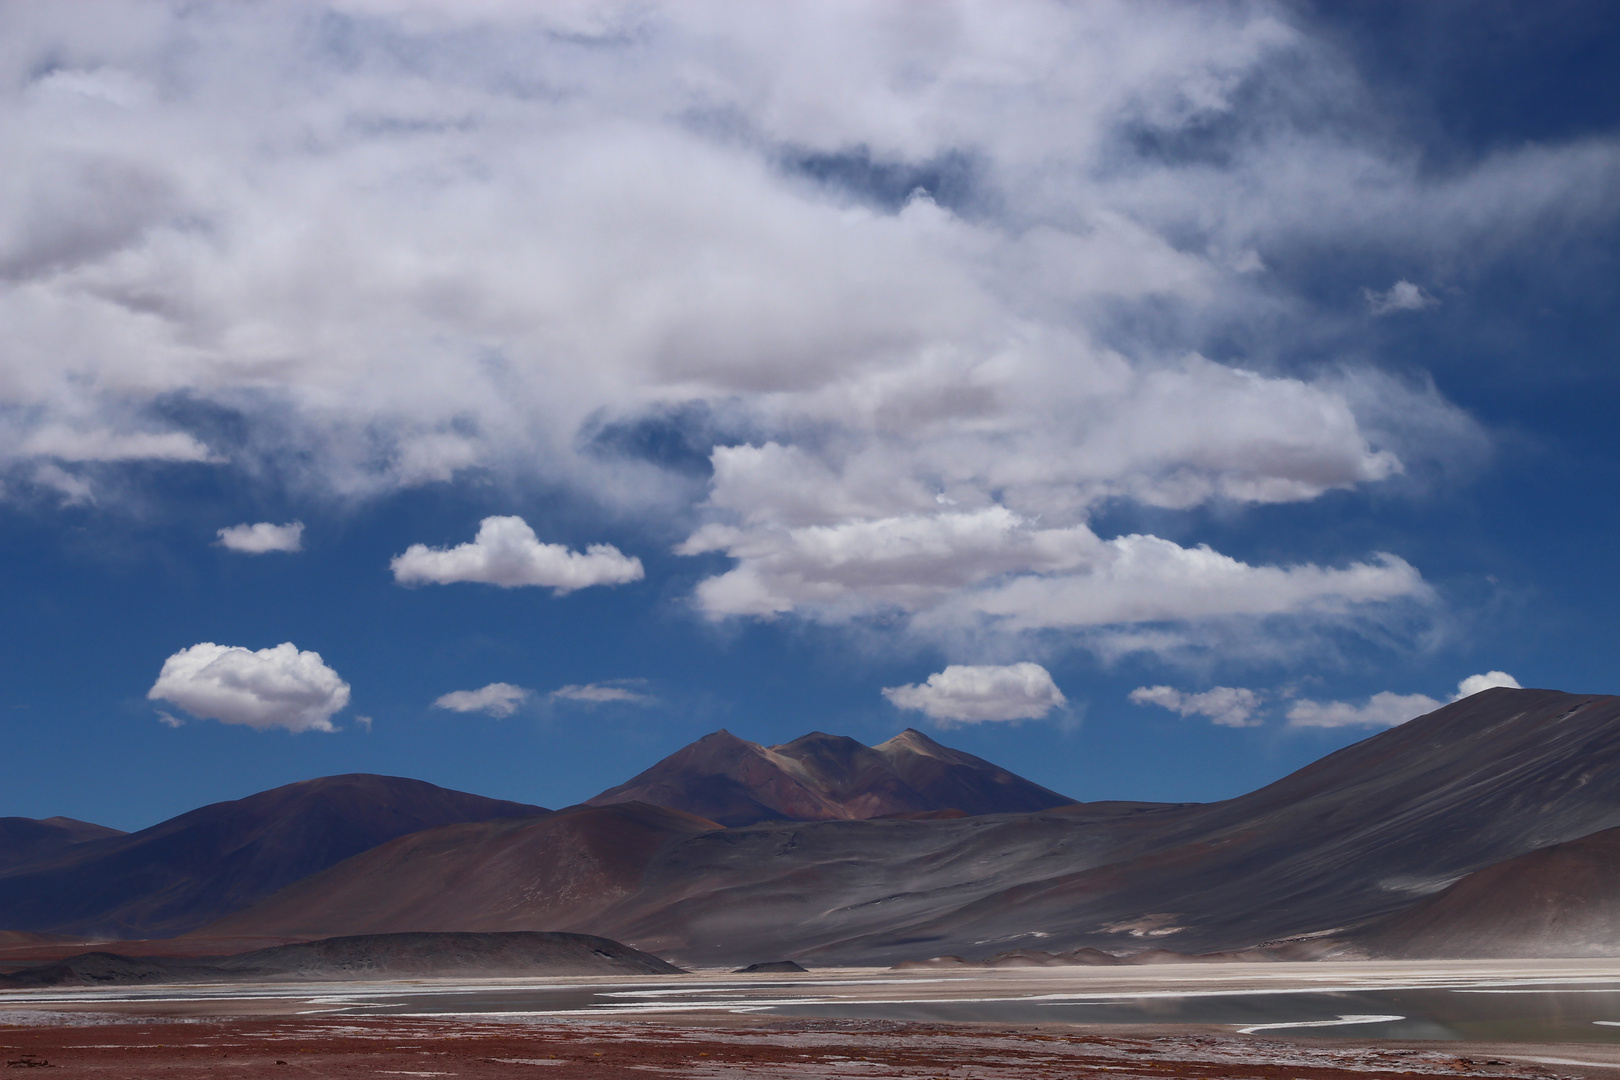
[5,3,1605,656]
[30,463,95,505]
[1286,670,1522,728]
[147,642,350,733]
[391,516,643,592]
[1129,685,1262,727]
[1455,670,1521,698]
[683,503,1427,632]
[432,682,531,718]
[1365,279,1437,315]
[18,427,217,464]
[1286,691,1441,729]
[883,662,1066,725]
[217,521,304,554]
[550,682,654,705]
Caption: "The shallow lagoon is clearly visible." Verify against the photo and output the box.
[346,968,1620,1042]
[10,960,1620,1043]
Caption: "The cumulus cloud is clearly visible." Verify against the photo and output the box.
[432,682,531,718]
[683,502,1427,632]
[217,521,304,554]
[550,681,654,705]
[4,3,1605,654]
[883,663,1067,725]
[147,642,350,733]
[1455,670,1521,698]
[1129,685,1263,727]
[391,516,643,592]
[1287,670,1522,728]
[1365,280,1437,315]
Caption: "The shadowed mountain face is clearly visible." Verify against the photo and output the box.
[203,689,1620,966]
[198,801,720,941]
[1351,825,1620,959]
[0,817,124,873]
[586,728,1075,826]
[0,775,546,940]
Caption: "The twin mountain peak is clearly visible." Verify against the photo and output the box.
[586,727,1075,826]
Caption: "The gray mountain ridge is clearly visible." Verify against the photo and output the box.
[190,688,1620,965]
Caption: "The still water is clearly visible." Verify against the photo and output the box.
[340,977,1620,1042]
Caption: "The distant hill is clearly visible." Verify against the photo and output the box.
[1351,825,1620,958]
[0,816,124,873]
[0,930,680,987]
[586,727,1075,825]
[0,774,546,939]
[199,801,718,940]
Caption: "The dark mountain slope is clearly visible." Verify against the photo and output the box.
[0,774,546,939]
[0,817,124,873]
[586,728,1075,826]
[872,728,1075,815]
[1351,825,1620,958]
[0,931,680,986]
[197,801,720,940]
[824,688,1620,960]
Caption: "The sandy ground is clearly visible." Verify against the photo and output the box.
[7,962,1620,1077]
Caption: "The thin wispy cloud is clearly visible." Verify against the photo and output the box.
[1129,685,1263,728]
[433,683,532,718]
[550,682,654,706]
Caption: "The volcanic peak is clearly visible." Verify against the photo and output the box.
[586,727,1074,826]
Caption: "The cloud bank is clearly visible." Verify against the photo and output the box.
[884,663,1066,725]
[147,642,350,733]
[432,682,531,718]
[217,521,304,554]
[391,516,643,592]
[6,3,1610,652]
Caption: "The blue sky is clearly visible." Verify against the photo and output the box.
[1,0,1617,831]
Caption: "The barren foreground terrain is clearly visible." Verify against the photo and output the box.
[7,962,1620,1078]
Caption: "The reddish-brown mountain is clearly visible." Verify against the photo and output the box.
[200,690,1620,967]
[199,801,718,941]
[0,816,124,873]
[585,727,1075,826]
[0,774,546,939]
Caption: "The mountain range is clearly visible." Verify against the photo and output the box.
[4,689,1620,966]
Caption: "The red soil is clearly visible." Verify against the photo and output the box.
[0,1014,1585,1080]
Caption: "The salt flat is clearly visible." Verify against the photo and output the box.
[9,962,1620,1077]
